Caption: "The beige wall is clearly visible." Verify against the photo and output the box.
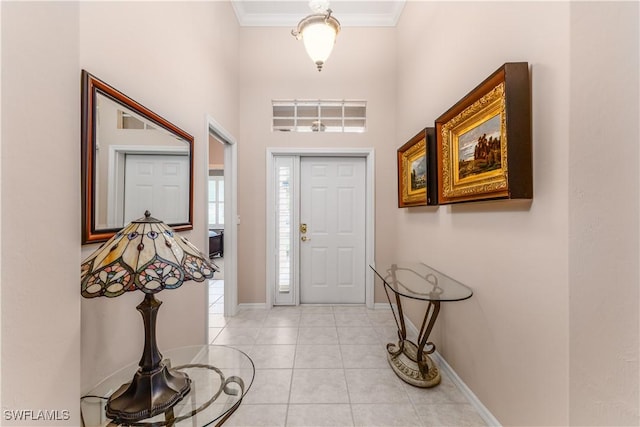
[237,26,399,304]
[78,1,239,392]
[209,134,225,168]
[1,2,638,426]
[396,2,638,426]
[0,1,3,411]
[2,1,238,414]
[569,2,639,425]
[1,2,81,423]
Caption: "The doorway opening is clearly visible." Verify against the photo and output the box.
[206,117,238,343]
[266,148,375,309]
[208,136,225,318]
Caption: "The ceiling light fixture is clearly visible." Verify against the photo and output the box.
[292,0,341,72]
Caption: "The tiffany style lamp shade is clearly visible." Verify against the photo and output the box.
[80,211,216,422]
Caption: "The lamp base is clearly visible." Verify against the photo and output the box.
[106,362,191,422]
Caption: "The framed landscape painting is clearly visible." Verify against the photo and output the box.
[397,128,437,207]
[436,62,532,204]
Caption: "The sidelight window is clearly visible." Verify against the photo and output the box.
[273,156,297,305]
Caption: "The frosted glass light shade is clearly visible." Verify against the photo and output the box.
[293,12,340,71]
[302,20,337,69]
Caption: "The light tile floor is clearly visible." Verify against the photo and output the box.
[209,257,224,315]
[209,278,224,315]
[207,296,487,427]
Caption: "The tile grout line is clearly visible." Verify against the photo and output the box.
[337,327,357,427]
[334,308,357,427]
[283,317,302,426]
[209,304,488,426]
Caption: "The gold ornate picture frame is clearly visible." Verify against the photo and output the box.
[397,128,437,207]
[436,62,532,204]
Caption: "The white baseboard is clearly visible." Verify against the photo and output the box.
[373,302,393,310]
[402,314,501,427]
[238,303,267,310]
[432,352,502,426]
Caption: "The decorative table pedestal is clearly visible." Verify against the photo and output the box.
[370,263,473,388]
[81,345,254,426]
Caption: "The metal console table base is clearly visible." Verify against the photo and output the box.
[371,263,473,389]
[385,287,442,388]
[387,341,440,388]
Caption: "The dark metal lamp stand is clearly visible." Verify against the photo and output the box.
[105,293,191,422]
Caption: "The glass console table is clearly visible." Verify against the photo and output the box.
[81,345,255,427]
[370,263,473,388]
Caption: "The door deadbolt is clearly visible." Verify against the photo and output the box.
[300,223,307,234]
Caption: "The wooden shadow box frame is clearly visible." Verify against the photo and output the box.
[397,127,438,207]
[435,62,532,204]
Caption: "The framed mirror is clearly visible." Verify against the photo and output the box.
[81,70,194,244]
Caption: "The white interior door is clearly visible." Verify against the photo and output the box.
[300,157,366,304]
[124,154,189,223]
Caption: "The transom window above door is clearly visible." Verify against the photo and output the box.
[272,100,366,133]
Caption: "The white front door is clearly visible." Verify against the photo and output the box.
[300,157,366,304]
[124,154,190,223]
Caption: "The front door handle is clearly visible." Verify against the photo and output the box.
[301,236,311,242]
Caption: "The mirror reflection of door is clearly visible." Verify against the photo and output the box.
[123,154,190,224]
[91,86,193,233]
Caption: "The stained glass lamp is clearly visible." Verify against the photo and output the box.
[81,211,216,423]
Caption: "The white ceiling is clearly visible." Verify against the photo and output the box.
[231,0,406,27]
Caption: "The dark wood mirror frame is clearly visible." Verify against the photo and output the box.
[81,70,194,244]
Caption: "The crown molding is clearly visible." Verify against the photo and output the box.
[231,1,405,27]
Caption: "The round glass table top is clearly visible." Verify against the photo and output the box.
[81,345,255,427]
[370,262,473,302]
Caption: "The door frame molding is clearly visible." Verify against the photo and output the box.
[206,115,238,318]
[266,147,375,309]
